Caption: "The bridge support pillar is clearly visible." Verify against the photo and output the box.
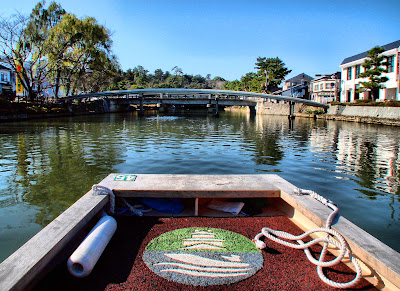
[207,95,220,117]
[288,102,295,120]
[138,94,144,116]
[207,103,213,114]
[109,100,118,112]
[157,103,167,113]
[207,104,219,116]
[215,96,219,117]
[249,106,256,116]
[102,99,111,113]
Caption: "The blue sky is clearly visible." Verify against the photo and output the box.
[2,0,400,81]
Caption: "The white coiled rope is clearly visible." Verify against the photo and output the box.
[253,188,362,289]
[92,185,115,214]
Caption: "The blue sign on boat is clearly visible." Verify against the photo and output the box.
[113,174,137,181]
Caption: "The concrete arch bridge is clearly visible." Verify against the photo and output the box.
[63,88,329,117]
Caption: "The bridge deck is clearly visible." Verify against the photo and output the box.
[63,88,329,109]
[117,97,256,107]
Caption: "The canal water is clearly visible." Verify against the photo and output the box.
[0,111,399,262]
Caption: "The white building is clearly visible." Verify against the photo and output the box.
[339,40,400,102]
[310,72,341,104]
[0,64,13,95]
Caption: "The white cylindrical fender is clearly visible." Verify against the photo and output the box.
[67,214,117,277]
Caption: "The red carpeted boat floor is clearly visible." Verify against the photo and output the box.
[34,216,376,291]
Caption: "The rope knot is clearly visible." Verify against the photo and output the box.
[92,185,115,214]
[294,188,303,195]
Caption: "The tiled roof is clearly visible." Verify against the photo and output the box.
[0,64,11,71]
[340,40,400,65]
[285,73,313,82]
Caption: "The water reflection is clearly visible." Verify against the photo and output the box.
[2,117,128,227]
[306,121,400,241]
[304,121,400,196]
[0,112,399,262]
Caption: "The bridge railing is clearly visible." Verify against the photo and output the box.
[110,94,250,102]
[62,88,328,109]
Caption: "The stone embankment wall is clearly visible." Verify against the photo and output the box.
[324,105,400,126]
[327,105,400,119]
[256,101,400,126]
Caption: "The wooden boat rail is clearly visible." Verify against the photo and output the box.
[0,174,399,290]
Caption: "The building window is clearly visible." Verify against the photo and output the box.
[355,65,361,78]
[346,89,352,102]
[355,84,360,100]
[347,67,352,80]
[387,56,394,73]
[0,72,6,82]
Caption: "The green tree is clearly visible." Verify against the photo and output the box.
[0,1,65,101]
[27,1,65,99]
[46,13,117,96]
[223,57,291,93]
[115,66,225,90]
[153,68,164,84]
[223,79,241,91]
[255,57,292,93]
[0,13,31,99]
[1,1,118,100]
[171,66,183,76]
[241,72,262,92]
[132,65,149,86]
[358,46,389,101]
[117,80,129,90]
[124,68,135,81]
[75,54,119,93]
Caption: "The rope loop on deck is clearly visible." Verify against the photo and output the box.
[254,188,362,289]
[117,198,152,216]
[92,185,115,214]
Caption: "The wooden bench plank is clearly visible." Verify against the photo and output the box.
[99,174,281,197]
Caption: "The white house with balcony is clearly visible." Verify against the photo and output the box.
[310,72,341,104]
[339,40,400,102]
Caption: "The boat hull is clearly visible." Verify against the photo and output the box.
[0,174,399,290]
